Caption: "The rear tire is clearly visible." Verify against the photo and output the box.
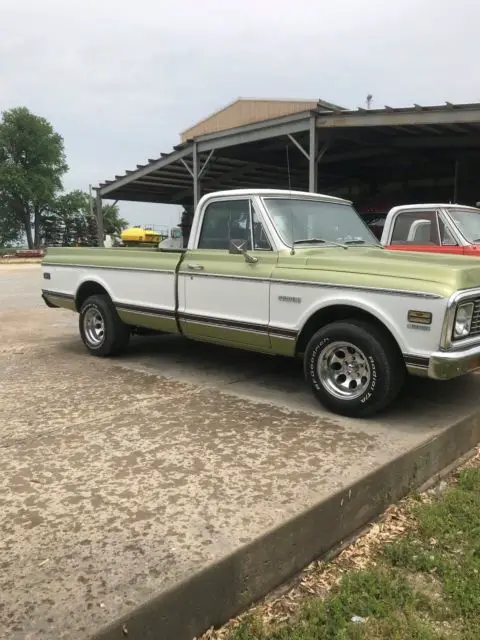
[304,319,405,418]
[79,294,130,357]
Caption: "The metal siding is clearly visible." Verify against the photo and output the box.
[181,100,317,141]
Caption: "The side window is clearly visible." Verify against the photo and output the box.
[252,208,272,251]
[391,211,439,245]
[198,200,252,250]
[438,217,458,246]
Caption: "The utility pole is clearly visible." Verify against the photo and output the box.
[89,184,94,218]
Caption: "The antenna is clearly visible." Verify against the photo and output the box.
[366,94,373,110]
[285,144,295,255]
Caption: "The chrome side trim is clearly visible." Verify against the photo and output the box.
[42,289,75,300]
[45,262,443,299]
[115,303,176,320]
[178,271,272,284]
[272,278,442,299]
[181,270,443,299]
[42,262,175,275]
[113,303,297,338]
[180,312,296,338]
[181,317,267,336]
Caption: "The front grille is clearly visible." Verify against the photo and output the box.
[470,299,480,337]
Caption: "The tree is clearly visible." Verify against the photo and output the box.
[102,202,128,235]
[41,192,128,247]
[42,190,91,246]
[49,190,90,246]
[0,203,23,246]
[85,213,99,246]
[0,107,68,248]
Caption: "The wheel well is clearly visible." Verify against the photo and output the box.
[75,281,109,311]
[295,305,401,356]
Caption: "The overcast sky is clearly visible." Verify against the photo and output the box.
[2,0,479,228]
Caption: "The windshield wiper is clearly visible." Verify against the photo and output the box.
[293,238,348,249]
[344,240,383,247]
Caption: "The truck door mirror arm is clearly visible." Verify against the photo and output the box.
[229,240,258,263]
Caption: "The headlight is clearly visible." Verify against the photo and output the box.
[453,302,474,339]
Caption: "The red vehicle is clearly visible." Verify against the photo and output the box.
[379,204,480,256]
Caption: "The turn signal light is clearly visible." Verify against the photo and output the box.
[407,310,432,325]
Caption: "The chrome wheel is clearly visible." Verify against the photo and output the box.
[318,341,371,400]
[83,306,105,347]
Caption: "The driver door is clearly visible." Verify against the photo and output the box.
[179,197,277,349]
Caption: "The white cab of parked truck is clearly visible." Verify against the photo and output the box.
[158,226,182,250]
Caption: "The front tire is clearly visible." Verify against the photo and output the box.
[304,319,405,418]
[79,294,130,357]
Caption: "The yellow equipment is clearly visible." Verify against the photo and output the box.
[120,226,162,247]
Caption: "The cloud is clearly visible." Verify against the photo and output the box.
[2,0,480,224]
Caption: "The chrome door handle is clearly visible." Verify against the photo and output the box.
[187,263,204,271]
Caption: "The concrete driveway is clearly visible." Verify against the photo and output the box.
[2,264,479,640]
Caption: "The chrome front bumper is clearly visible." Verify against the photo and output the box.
[428,344,480,380]
[405,344,480,380]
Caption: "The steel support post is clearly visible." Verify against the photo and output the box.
[181,143,214,208]
[192,142,199,208]
[95,191,104,247]
[309,114,318,192]
[453,158,460,203]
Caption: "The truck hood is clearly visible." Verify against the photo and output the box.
[278,247,480,297]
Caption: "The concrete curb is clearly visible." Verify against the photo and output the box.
[0,259,42,265]
[93,407,480,640]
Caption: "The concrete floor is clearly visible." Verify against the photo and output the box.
[1,265,479,640]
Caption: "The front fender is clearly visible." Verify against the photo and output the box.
[296,293,411,354]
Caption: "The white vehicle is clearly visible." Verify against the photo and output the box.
[41,189,480,418]
[158,226,182,250]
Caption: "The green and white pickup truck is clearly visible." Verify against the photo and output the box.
[41,189,480,418]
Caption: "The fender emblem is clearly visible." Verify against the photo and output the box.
[407,323,431,332]
[278,295,301,304]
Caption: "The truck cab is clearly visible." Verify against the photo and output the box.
[381,204,480,256]
[158,226,182,250]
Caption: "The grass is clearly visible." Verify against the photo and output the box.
[224,466,480,640]
[0,247,19,255]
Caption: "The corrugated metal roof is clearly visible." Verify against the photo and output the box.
[324,101,480,115]
[98,101,480,204]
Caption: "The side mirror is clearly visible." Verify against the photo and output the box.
[229,240,258,263]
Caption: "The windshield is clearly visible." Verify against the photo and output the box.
[447,207,480,243]
[262,197,380,247]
